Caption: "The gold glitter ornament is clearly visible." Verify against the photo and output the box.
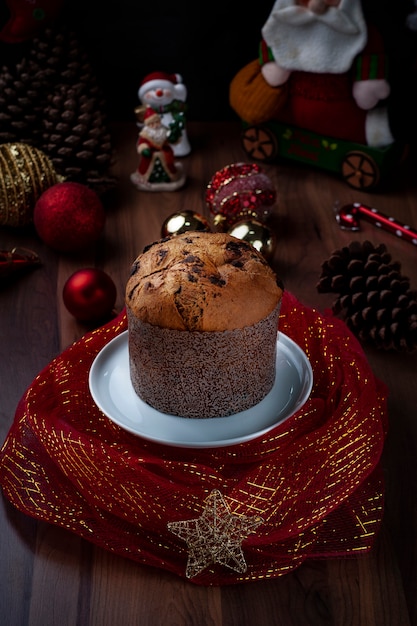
[0,143,63,227]
[168,489,263,578]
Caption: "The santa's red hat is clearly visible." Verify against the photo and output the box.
[138,72,186,102]
[143,106,160,125]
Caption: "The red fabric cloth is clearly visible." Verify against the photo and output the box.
[0,292,388,585]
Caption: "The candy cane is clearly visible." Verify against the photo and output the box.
[335,202,417,246]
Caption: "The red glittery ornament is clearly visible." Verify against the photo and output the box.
[33,182,106,252]
[63,268,117,322]
[205,162,276,228]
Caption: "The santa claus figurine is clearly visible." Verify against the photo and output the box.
[231,0,395,148]
[131,107,186,192]
[136,71,191,156]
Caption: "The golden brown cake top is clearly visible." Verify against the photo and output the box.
[125,232,283,331]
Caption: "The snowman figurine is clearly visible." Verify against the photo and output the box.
[136,71,191,157]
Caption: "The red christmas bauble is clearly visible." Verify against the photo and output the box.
[33,182,106,252]
[63,268,117,322]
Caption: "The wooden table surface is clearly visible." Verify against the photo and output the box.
[1,122,417,626]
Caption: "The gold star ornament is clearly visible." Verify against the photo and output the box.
[167,489,263,578]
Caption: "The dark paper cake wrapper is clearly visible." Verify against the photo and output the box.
[127,302,281,418]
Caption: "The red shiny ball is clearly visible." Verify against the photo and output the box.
[33,182,105,252]
[63,268,117,322]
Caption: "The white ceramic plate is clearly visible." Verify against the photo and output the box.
[89,331,313,448]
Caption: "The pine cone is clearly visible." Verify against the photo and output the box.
[317,240,417,352]
[0,57,45,144]
[0,27,115,194]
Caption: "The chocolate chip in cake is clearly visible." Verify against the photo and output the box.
[156,249,168,264]
[183,254,203,265]
[226,240,247,255]
[209,275,226,287]
[129,260,141,276]
[174,292,204,330]
[142,238,169,254]
[127,284,139,300]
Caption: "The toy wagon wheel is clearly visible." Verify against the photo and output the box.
[341,151,380,190]
[241,125,278,162]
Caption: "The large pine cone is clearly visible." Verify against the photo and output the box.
[0,56,45,145]
[0,27,114,193]
[317,240,417,352]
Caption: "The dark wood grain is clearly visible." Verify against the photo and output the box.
[1,122,416,626]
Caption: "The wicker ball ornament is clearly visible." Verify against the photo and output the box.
[0,143,63,227]
[317,240,417,352]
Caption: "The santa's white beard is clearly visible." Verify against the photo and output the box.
[141,124,168,147]
[262,0,367,74]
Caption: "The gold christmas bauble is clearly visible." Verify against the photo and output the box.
[161,210,211,238]
[0,143,63,228]
[228,219,276,260]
